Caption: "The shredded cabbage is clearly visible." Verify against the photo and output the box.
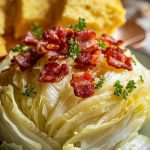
[0,51,150,150]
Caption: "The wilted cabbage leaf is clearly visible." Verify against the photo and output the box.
[0,49,150,150]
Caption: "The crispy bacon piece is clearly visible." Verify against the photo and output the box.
[74,50,100,70]
[43,27,73,55]
[23,32,38,45]
[105,48,132,70]
[75,30,98,52]
[38,63,69,83]
[101,34,124,46]
[11,49,44,71]
[75,30,96,41]
[70,73,95,98]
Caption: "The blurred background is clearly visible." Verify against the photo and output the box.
[121,0,150,68]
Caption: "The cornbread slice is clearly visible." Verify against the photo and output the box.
[14,0,54,38]
[56,0,126,35]
[4,0,16,34]
[0,0,7,35]
[0,37,7,59]
[0,0,15,35]
[0,9,5,35]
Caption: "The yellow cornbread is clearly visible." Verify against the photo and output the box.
[0,37,7,58]
[56,0,126,35]
[14,0,52,38]
[0,9,5,35]
[0,0,7,35]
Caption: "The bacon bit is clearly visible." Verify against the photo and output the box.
[101,34,124,46]
[11,49,44,71]
[105,49,132,70]
[47,44,59,50]
[38,63,69,83]
[70,73,95,98]
[43,27,73,55]
[74,50,100,70]
[23,32,38,45]
[75,30,98,52]
[75,30,96,41]
[47,51,68,61]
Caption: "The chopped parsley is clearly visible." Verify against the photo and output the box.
[114,80,136,100]
[95,75,106,89]
[132,58,136,65]
[68,18,86,31]
[22,84,36,97]
[97,40,106,50]
[126,80,136,93]
[31,24,43,40]
[139,75,144,83]
[114,80,123,96]
[68,39,81,59]
[11,44,29,54]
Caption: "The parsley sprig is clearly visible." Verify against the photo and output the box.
[97,40,106,50]
[114,80,123,96]
[68,18,86,31]
[114,80,136,100]
[11,44,29,54]
[68,39,81,59]
[122,80,136,99]
[95,75,106,89]
[22,84,36,97]
[31,24,43,40]
[132,58,136,66]
[139,75,144,83]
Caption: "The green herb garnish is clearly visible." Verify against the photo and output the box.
[22,84,36,97]
[95,75,106,89]
[97,40,106,50]
[122,90,129,100]
[139,75,144,83]
[126,80,136,93]
[114,80,123,96]
[114,80,136,100]
[68,18,86,31]
[68,39,81,59]
[31,24,43,40]
[132,58,136,65]
[11,44,29,54]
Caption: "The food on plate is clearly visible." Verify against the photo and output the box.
[0,19,150,150]
[56,0,125,35]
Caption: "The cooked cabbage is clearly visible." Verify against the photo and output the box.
[0,50,150,150]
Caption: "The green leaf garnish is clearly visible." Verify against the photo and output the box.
[11,44,29,54]
[97,40,106,50]
[31,24,43,40]
[139,75,144,83]
[125,80,136,93]
[68,18,86,31]
[68,39,81,59]
[114,80,123,96]
[132,58,136,65]
[22,84,36,97]
[114,80,136,100]
[95,75,106,89]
